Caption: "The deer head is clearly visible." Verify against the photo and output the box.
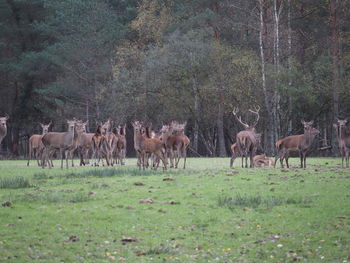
[301,120,319,135]
[67,120,76,132]
[101,119,111,135]
[0,115,9,130]
[40,121,52,134]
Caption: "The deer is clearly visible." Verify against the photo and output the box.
[253,154,275,167]
[230,133,262,168]
[274,120,320,169]
[0,114,9,150]
[41,119,85,169]
[99,119,118,166]
[132,121,167,170]
[92,124,112,166]
[113,125,127,165]
[66,120,88,167]
[169,121,190,169]
[232,106,261,168]
[333,119,350,168]
[27,122,52,166]
[76,122,95,166]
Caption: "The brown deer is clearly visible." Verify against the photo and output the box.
[41,120,85,169]
[170,121,190,169]
[27,122,52,166]
[232,106,261,168]
[132,121,167,170]
[66,120,88,167]
[0,114,9,149]
[77,122,94,166]
[92,124,113,166]
[333,119,350,168]
[274,120,320,168]
[253,154,275,167]
[113,125,126,165]
[230,133,262,168]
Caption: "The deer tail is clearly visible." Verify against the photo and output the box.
[275,139,283,150]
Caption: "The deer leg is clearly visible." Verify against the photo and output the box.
[250,153,254,168]
[156,151,167,170]
[299,152,303,168]
[274,154,278,168]
[71,151,74,167]
[285,155,290,168]
[36,149,42,167]
[230,154,235,168]
[65,150,69,169]
[183,148,187,169]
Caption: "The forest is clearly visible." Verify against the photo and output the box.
[0,0,349,158]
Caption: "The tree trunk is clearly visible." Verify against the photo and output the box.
[287,0,293,134]
[329,0,339,154]
[192,75,199,152]
[211,0,226,157]
[259,0,275,156]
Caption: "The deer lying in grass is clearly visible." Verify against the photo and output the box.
[41,119,85,169]
[27,122,51,166]
[274,120,320,168]
[232,106,261,168]
[333,119,350,168]
[113,125,126,165]
[132,121,167,170]
[253,154,275,167]
[0,114,9,150]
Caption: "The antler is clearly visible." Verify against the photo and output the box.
[232,107,249,129]
[249,105,260,127]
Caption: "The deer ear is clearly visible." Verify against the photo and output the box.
[301,120,305,125]
[309,120,314,125]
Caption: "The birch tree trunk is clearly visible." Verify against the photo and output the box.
[192,74,199,153]
[329,0,339,154]
[287,0,293,134]
[211,0,226,157]
[273,0,282,142]
[259,0,276,156]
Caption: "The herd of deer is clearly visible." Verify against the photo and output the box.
[0,110,350,169]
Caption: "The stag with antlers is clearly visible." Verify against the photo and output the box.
[275,120,320,168]
[232,106,261,168]
[333,119,350,168]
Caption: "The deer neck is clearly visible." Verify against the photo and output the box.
[0,126,6,138]
[133,130,143,149]
[339,126,350,140]
[302,130,314,147]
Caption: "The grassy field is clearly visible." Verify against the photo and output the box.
[0,158,349,263]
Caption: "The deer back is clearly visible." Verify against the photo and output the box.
[29,135,44,149]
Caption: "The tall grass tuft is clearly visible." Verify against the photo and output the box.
[62,167,189,178]
[0,176,31,189]
[218,193,313,210]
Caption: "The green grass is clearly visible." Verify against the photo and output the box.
[0,157,349,262]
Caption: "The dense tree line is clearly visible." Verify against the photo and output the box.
[1,0,349,157]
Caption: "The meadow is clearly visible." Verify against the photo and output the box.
[0,158,349,263]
